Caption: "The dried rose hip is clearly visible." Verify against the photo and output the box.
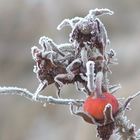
[83,92,119,120]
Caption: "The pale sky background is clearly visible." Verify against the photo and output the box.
[0,0,140,140]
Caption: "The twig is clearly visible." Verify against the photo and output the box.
[0,87,84,106]
[119,91,140,113]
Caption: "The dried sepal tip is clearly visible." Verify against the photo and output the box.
[103,104,114,125]
[86,61,96,93]
[89,8,114,17]
[70,103,100,125]
[57,17,82,30]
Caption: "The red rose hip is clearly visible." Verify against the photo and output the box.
[83,92,119,120]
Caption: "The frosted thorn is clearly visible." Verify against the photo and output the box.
[109,84,122,94]
[81,47,88,67]
[109,49,116,58]
[54,75,65,89]
[31,46,40,59]
[32,80,48,101]
[57,19,73,30]
[58,43,75,53]
[44,37,65,57]
[79,73,87,81]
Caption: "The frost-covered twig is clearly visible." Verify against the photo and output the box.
[122,91,140,111]
[0,87,84,106]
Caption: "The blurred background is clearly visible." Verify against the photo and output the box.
[0,0,140,140]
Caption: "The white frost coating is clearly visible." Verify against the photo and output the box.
[32,80,48,100]
[121,91,140,112]
[57,19,73,30]
[86,61,96,92]
[57,9,113,37]
[89,8,114,18]
[57,17,82,30]
[105,103,112,108]
[109,84,122,94]
[0,86,33,99]
[58,43,75,53]
[81,47,88,66]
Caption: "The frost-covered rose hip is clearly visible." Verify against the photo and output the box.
[83,92,119,120]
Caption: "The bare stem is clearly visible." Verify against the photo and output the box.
[0,87,84,106]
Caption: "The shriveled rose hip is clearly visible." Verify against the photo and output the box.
[83,92,119,120]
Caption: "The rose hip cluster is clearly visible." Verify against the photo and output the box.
[31,9,121,139]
